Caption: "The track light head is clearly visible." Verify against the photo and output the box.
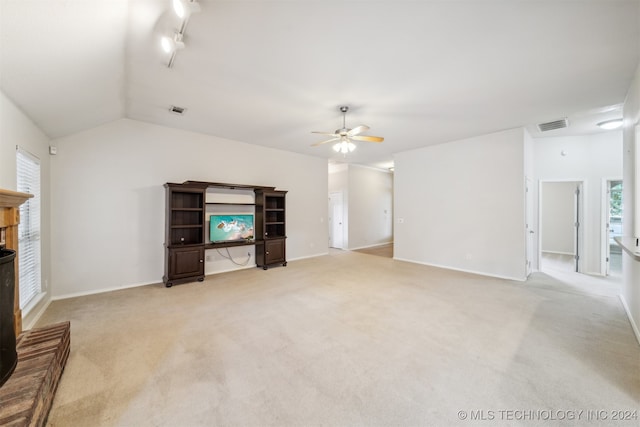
[161,32,185,54]
[172,0,201,19]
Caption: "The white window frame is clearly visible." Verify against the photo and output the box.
[16,147,42,310]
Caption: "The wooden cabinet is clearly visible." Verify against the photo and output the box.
[0,189,33,336]
[168,246,204,280]
[163,184,205,287]
[255,190,287,269]
[164,182,287,286]
[264,239,286,266]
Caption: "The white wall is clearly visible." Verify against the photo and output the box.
[0,91,52,327]
[328,163,348,193]
[394,128,527,281]
[622,62,640,343]
[50,119,328,298]
[540,182,577,254]
[533,132,623,274]
[347,165,393,250]
[328,164,394,250]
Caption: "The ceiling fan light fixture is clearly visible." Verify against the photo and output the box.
[333,140,356,154]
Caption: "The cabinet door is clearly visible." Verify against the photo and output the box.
[169,247,204,279]
[265,239,285,264]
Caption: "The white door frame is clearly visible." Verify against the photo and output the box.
[525,176,534,277]
[601,177,623,276]
[538,179,585,273]
[573,182,584,273]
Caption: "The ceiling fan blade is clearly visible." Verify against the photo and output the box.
[348,125,370,136]
[311,137,340,147]
[351,135,384,143]
[311,131,339,136]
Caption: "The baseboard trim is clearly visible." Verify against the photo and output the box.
[52,253,331,301]
[349,242,393,251]
[619,294,640,346]
[22,295,52,330]
[52,279,159,301]
[289,252,329,261]
[393,257,526,282]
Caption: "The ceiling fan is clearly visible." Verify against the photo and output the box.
[311,106,384,153]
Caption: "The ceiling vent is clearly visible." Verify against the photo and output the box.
[537,118,568,132]
[169,105,186,115]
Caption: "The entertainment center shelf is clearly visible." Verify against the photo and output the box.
[204,240,256,250]
[206,203,256,206]
[164,181,287,287]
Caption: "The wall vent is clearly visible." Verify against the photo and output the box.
[537,118,568,132]
[169,105,186,115]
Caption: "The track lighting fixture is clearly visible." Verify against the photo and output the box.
[161,32,185,68]
[161,32,185,54]
[161,0,200,68]
[172,0,201,20]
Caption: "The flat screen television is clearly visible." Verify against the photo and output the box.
[210,214,254,243]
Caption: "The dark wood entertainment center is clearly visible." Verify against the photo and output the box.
[163,181,287,287]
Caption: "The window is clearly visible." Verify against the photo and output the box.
[16,148,41,309]
[609,180,623,243]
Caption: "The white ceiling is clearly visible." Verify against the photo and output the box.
[1,0,638,169]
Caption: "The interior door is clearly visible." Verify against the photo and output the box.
[328,192,344,249]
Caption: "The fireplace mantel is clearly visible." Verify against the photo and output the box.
[0,188,33,336]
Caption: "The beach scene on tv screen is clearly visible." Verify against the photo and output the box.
[210,215,254,242]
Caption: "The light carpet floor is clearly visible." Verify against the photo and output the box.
[36,250,639,426]
[540,252,622,298]
[353,243,393,258]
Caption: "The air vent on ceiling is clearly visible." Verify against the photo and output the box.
[169,105,186,115]
[537,118,568,132]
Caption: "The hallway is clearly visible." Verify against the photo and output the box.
[539,252,622,298]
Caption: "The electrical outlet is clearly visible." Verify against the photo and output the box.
[206,255,212,262]
[247,252,251,257]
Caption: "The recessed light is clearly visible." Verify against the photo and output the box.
[597,119,623,130]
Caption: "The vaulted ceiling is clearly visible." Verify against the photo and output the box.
[1,0,638,168]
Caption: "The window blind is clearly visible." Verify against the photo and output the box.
[16,148,42,309]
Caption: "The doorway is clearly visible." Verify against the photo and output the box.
[604,179,623,276]
[539,181,584,274]
[525,177,534,277]
[328,192,345,249]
